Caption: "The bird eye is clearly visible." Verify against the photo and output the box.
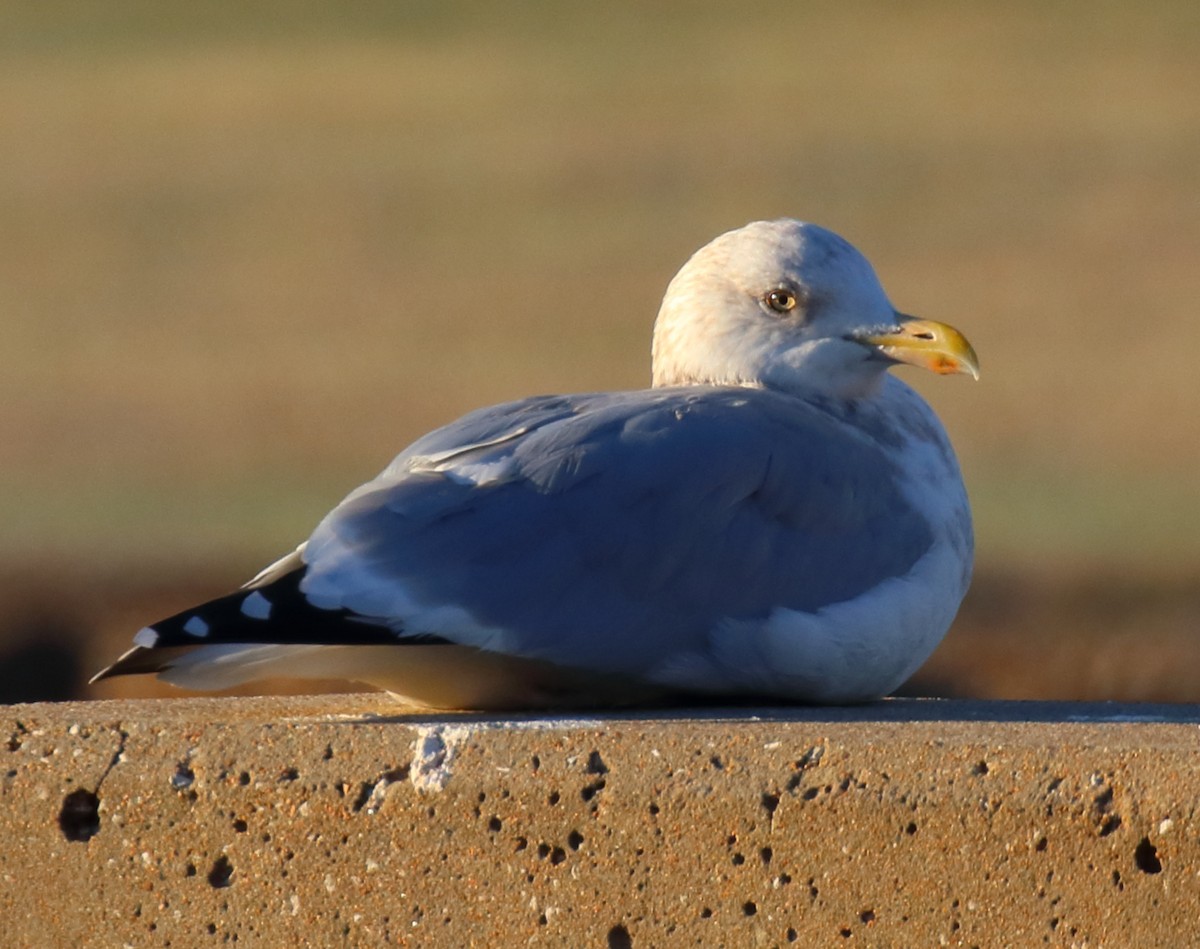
[764,288,798,313]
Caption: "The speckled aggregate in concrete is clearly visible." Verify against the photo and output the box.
[2,695,1199,947]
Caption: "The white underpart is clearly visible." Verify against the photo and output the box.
[159,644,342,690]
[153,643,614,709]
[650,378,970,703]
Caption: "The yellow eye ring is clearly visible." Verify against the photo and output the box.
[765,288,798,313]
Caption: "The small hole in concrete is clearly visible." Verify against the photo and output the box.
[1099,815,1122,837]
[278,767,299,782]
[567,830,584,850]
[699,907,713,919]
[530,755,541,772]
[973,760,989,776]
[732,852,745,866]
[648,802,660,816]
[1134,837,1162,874]
[322,744,334,760]
[801,787,819,800]
[710,755,725,770]
[537,843,551,859]
[761,792,780,816]
[587,751,609,775]
[208,855,234,888]
[537,913,548,926]
[1112,869,1124,891]
[547,791,560,806]
[607,924,632,949]
[839,927,852,938]
[786,927,798,942]
[238,771,250,786]
[860,909,875,923]
[549,846,567,865]
[760,846,773,865]
[1035,836,1048,852]
[351,782,374,813]
[232,818,247,833]
[488,816,502,833]
[206,923,217,935]
[581,778,606,802]
[515,836,528,851]
[185,862,197,877]
[59,788,101,842]
[742,901,757,916]
[905,821,918,835]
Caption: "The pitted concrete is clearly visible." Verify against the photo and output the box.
[3,695,1199,947]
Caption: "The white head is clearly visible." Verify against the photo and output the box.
[651,219,977,399]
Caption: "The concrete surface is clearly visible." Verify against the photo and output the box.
[3,695,1199,947]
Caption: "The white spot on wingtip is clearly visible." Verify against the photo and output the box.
[183,615,210,638]
[134,626,159,647]
[241,591,272,620]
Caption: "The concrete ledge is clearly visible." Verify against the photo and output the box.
[3,695,1199,946]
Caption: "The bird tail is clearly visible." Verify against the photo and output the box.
[89,565,405,685]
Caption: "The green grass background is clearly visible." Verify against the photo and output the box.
[4,2,1199,616]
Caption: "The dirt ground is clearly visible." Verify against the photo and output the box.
[4,565,1198,707]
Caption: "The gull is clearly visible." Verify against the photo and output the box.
[93,219,978,708]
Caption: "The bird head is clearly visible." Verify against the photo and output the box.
[651,219,978,399]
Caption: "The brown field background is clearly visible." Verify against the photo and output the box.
[3,1,1199,704]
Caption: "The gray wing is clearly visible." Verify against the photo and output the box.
[300,386,933,676]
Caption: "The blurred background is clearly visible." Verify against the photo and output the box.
[4,1,1199,704]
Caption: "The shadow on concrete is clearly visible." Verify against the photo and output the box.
[347,697,1200,728]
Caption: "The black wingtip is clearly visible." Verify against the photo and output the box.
[91,566,436,684]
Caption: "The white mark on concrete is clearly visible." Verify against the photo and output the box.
[411,725,473,793]
[240,591,272,620]
[183,616,210,638]
[489,718,604,731]
[290,894,301,916]
[1160,818,1174,835]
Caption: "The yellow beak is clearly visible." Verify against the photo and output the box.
[857,317,980,380]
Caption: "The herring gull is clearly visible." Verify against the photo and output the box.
[92,219,978,707]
